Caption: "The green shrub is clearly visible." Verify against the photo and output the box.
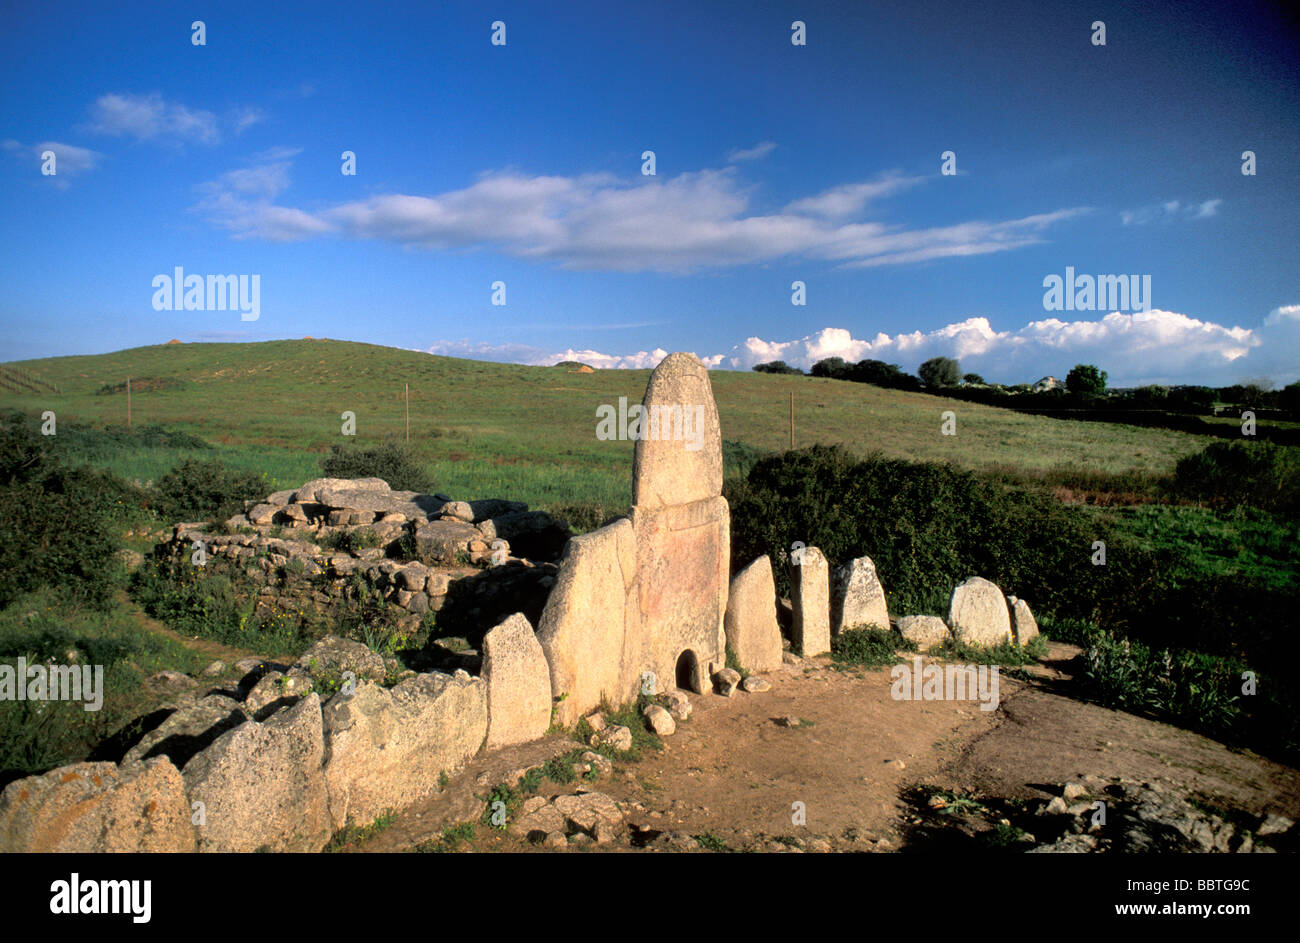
[319,528,381,554]
[153,458,268,523]
[726,445,1140,624]
[0,587,208,776]
[320,440,433,492]
[1080,631,1244,734]
[129,556,306,654]
[0,415,137,609]
[831,626,912,667]
[1169,440,1300,513]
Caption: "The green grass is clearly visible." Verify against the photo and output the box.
[938,634,1048,667]
[1100,504,1300,592]
[1,339,1208,511]
[414,821,477,853]
[323,810,398,852]
[0,587,209,778]
[830,626,915,668]
[694,831,731,852]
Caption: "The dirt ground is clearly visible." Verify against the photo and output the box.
[347,641,1300,853]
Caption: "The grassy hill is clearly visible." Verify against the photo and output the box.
[1,338,1205,509]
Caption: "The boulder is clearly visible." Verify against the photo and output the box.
[482,613,552,749]
[144,669,198,697]
[724,556,783,674]
[553,791,624,844]
[831,555,890,634]
[662,689,692,721]
[741,675,771,693]
[247,503,277,525]
[510,800,567,840]
[412,519,482,564]
[293,636,386,684]
[791,546,830,657]
[1008,596,1040,645]
[293,477,390,504]
[715,667,742,697]
[321,671,487,831]
[243,671,312,718]
[397,562,430,591]
[897,615,951,649]
[439,500,475,523]
[590,725,633,753]
[316,488,446,520]
[0,758,195,852]
[643,703,676,736]
[122,694,249,768]
[948,577,1012,646]
[182,694,330,853]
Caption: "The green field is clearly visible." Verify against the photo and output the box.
[1,339,1205,510]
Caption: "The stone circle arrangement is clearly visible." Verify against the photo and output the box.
[0,352,1039,852]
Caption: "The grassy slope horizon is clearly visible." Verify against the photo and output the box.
[1,338,1205,509]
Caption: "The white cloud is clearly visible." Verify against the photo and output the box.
[1120,198,1223,226]
[84,92,225,145]
[232,107,267,135]
[194,157,1087,272]
[728,308,1298,387]
[726,140,777,162]
[783,174,923,218]
[6,140,102,175]
[191,149,333,240]
[3,140,102,187]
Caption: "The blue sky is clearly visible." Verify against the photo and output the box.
[2,0,1297,386]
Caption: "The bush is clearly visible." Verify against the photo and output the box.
[0,413,138,609]
[320,440,433,493]
[726,445,1170,632]
[319,528,382,554]
[831,627,912,667]
[1169,440,1300,513]
[152,458,267,524]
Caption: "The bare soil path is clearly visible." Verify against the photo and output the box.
[355,641,1299,852]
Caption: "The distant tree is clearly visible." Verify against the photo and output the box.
[918,357,961,388]
[848,359,921,391]
[1279,381,1300,417]
[810,357,850,379]
[1168,385,1217,414]
[1125,384,1170,407]
[753,360,803,375]
[963,373,986,385]
[1066,363,1108,395]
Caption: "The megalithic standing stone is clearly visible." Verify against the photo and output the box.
[791,546,830,657]
[629,353,729,696]
[538,352,730,724]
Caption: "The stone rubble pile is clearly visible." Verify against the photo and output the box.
[160,476,569,643]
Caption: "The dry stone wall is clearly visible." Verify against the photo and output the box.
[156,476,566,650]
